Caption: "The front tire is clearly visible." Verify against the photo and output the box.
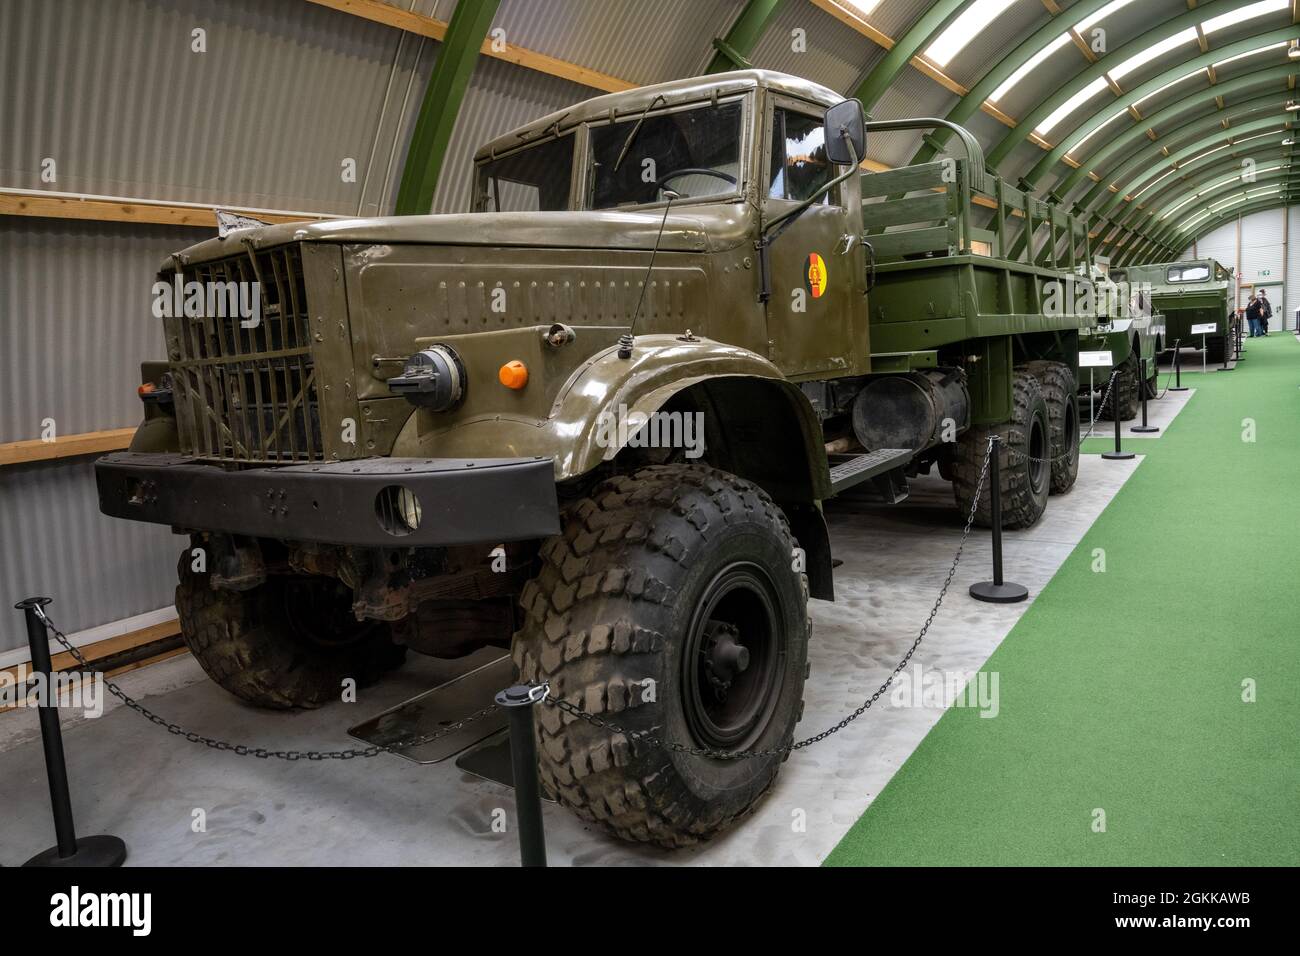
[176,555,406,709]
[512,465,809,848]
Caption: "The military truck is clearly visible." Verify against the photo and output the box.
[1114,259,1237,363]
[97,70,1089,848]
[1074,264,1160,421]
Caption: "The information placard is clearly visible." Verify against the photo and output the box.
[1191,322,1217,335]
[1079,351,1113,368]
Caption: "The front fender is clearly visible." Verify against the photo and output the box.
[391,334,827,493]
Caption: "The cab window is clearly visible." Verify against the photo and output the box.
[475,135,574,212]
[769,109,834,204]
[1168,264,1210,283]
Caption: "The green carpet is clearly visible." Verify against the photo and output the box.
[826,334,1300,866]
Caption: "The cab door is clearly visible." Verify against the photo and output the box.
[761,95,860,379]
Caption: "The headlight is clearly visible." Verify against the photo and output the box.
[385,344,465,411]
[397,487,422,530]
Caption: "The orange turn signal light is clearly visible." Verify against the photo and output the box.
[499,360,528,390]
[137,383,156,397]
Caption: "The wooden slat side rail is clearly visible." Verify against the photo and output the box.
[860,191,950,228]
[0,427,135,467]
[869,225,953,260]
[860,161,950,197]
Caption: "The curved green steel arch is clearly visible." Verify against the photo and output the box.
[896,0,1118,169]
[1162,193,1300,253]
[1098,120,1293,219]
[1067,86,1297,208]
[706,0,787,73]
[851,0,969,111]
[1061,68,1300,206]
[1144,164,1297,242]
[986,0,1261,172]
[1149,166,1299,245]
[1133,150,1295,234]
[1003,23,1300,188]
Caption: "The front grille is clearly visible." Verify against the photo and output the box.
[168,244,325,463]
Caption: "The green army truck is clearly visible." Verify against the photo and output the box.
[1114,258,1237,363]
[96,70,1089,848]
[1074,264,1161,421]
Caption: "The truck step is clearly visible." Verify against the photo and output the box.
[828,448,912,495]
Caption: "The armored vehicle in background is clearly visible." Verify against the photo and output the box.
[97,70,1091,848]
[1075,264,1161,420]
[1115,259,1236,363]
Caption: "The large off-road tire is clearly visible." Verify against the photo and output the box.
[175,555,406,709]
[1098,354,1139,421]
[512,465,810,848]
[952,370,1051,530]
[1022,360,1079,496]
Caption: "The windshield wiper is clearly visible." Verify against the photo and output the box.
[614,94,664,172]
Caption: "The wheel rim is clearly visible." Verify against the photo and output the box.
[682,562,783,751]
[281,577,379,649]
[1027,414,1048,494]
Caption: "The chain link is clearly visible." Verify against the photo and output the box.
[33,608,494,760]
[538,440,996,761]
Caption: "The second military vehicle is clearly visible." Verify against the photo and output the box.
[96,71,1093,848]
[1116,258,1237,363]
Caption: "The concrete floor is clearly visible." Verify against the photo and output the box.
[0,456,1141,867]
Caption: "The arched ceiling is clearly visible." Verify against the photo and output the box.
[836,0,1300,264]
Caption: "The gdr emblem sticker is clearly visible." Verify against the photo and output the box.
[806,253,827,298]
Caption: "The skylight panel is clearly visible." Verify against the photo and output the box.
[990,33,1072,103]
[1202,0,1288,35]
[1132,69,1208,108]
[1213,42,1288,68]
[1074,0,1141,34]
[1109,28,1199,82]
[1035,75,1109,136]
[1068,109,1128,157]
[924,0,1019,68]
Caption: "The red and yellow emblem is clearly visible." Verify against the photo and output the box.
[806,253,827,298]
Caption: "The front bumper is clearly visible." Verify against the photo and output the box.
[96,452,560,547]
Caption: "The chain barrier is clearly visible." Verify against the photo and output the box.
[537,439,996,761]
[33,606,495,760]
[33,441,999,766]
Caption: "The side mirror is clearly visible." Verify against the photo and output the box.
[824,100,865,166]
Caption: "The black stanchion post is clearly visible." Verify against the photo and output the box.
[1170,344,1188,392]
[1102,370,1135,461]
[1132,357,1159,434]
[970,436,1028,604]
[14,597,126,868]
[495,684,548,867]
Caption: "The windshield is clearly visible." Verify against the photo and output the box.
[586,100,744,209]
[475,134,574,212]
[1167,264,1210,283]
